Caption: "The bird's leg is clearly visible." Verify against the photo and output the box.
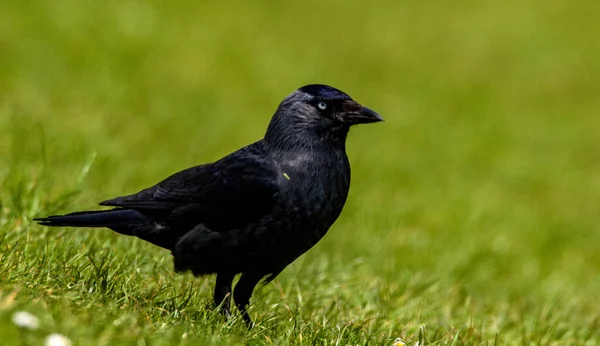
[233,271,263,328]
[214,272,234,319]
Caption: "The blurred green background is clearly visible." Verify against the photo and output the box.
[1,0,600,344]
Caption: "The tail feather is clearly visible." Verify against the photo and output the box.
[35,209,147,229]
[35,209,175,250]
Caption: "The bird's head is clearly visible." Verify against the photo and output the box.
[291,84,383,126]
[265,84,382,149]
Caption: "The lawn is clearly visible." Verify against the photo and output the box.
[1,0,600,345]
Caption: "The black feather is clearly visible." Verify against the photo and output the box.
[298,84,352,100]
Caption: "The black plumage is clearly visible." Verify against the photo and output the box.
[36,84,382,327]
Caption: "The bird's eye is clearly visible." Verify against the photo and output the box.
[317,102,328,110]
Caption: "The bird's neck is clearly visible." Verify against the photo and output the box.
[263,113,349,154]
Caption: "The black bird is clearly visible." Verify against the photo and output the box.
[35,84,382,327]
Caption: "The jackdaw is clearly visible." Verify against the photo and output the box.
[36,84,382,327]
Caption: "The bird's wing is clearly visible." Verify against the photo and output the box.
[100,149,281,231]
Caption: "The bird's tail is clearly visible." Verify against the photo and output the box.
[34,209,173,250]
[35,209,147,229]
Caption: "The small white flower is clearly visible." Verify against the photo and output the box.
[12,311,40,330]
[391,338,407,346]
[45,333,73,346]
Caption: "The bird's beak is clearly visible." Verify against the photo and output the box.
[354,106,384,124]
[340,100,384,124]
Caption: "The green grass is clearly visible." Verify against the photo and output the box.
[1,0,600,344]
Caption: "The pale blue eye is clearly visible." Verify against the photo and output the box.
[317,102,327,110]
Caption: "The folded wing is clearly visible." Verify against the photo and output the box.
[100,148,281,233]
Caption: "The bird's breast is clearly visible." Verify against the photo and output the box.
[276,150,351,231]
